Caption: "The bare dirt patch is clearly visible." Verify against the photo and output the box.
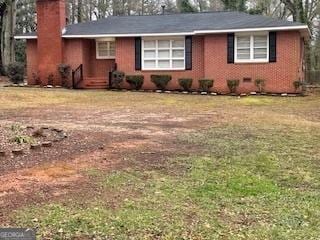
[0,93,208,224]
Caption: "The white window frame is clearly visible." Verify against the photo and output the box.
[96,38,116,59]
[142,37,185,70]
[235,32,269,63]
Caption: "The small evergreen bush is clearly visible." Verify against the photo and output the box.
[47,73,54,86]
[6,63,25,84]
[151,75,172,90]
[199,79,214,92]
[255,79,265,93]
[293,80,303,91]
[227,79,240,93]
[178,78,193,91]
[111,71,125,89]
[126,75,144,90]
[58,64,71,87]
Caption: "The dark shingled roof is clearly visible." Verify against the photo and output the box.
[64,11,305,35]
[15,11,307,38]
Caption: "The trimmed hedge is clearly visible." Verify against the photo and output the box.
[151,75,172,90]
[199,79,214,92]
[58,63,71,88]
[111,71,125,89]
[126,75,144,90]
[179,78,193,91]
[227,79,240,93]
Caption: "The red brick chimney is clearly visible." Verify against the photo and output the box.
[37,0,66,86]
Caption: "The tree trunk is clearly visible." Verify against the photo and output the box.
[1,0,16,69]
[77,0,82,23]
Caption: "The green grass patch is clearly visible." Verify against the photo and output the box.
[7,89,320,239]
[13,153,320,239]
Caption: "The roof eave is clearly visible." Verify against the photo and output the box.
[14,25,310,40]
[195,25,310,35]
[62,25,310,39]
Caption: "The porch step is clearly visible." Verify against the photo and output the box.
[84,77,108,89]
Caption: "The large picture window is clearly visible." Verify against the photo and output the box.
[235,34,269,63]
[142,38,185,70]
[96,39,115,59]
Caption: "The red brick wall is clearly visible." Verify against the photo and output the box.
[26,40,38,85]
[37,0,66,85]
[64,39,83,70]
[204,31,303,93]
[116,36,205,90]
[115,32,303,93]
[27,28,304,93]
[82,39,115,77]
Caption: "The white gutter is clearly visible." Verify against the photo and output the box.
[194,25,310,34]
[14,25,310,39]
[62,32,194,38]
[63,25,310,38]
[14,35,37,39]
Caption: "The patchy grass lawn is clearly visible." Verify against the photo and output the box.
[1,88,320,239]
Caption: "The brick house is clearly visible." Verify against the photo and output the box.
[15,0,309,93]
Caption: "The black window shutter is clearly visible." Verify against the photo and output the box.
[227,33,235,64]
[269,32,277,62]
[135,37,142,70]
[185,36,192,70]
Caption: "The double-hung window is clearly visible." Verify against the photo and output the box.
[96,39,116,59]
[235,33,269,63]
[142,38,185,70]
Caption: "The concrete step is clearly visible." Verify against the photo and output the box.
[85,85,107,89]
[84,77,108,89]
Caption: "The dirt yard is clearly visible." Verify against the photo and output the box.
[0,88,319,239]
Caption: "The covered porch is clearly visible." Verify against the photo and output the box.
[65,38,116,89]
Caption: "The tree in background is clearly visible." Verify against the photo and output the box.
[177,0,197,13]
[0,0,319,74]
[280,0,319,31]
[247,0,289,19]
[0,0,16,72]
[208,0,224,11]
[193,0,208,12]
[280,0,320,71]
[221,0,247,11]
[162,0,178,13]
[312,25,320,70]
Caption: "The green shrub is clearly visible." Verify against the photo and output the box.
[151,75,172,90]
[178,78,193,91]
[126,75,144,90]
[6,63,25,84]
[0,65,6,76]
[47,73,54,86]
[11,124,23,132]
[111,71,125,89]
[255,79,265,93]
[58,64,71,88]
[12,135,34,144]
[227,80,240,93]
[199,79,214,92]
[293,81,303,91]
